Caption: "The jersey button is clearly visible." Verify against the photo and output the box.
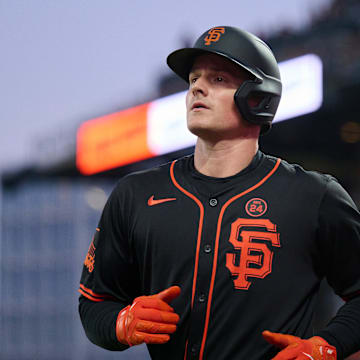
[204,244,212,253]
[209,198,218,207]
[198,294,206,303]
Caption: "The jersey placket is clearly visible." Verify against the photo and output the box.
[170,158,281,360]
[170,161,221,359]
[185,196,222,359]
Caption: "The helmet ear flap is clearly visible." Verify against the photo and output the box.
[234,75,282,134]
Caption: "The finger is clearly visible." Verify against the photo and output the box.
[263,331,300,349]
[137,297,175,312]
[137,307,180,324]
[134,331,170,345]
[156,286,181,304]
[136,319,177,334]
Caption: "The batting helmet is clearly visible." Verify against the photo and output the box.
[167,26,282,134]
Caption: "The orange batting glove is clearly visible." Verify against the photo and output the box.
[116,285,181,346]
[262,330,337,360]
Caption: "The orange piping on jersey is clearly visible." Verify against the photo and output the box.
[78,288,105,302]
[184,341,189,360]
[199,158,281,360]
[79,283,116,302]
[79,284,105,299]
[170,160,204,309]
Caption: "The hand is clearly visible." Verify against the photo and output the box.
[116,285,181,346]
[262,330,337,360]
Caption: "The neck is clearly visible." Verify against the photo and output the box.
[194,137,259,178]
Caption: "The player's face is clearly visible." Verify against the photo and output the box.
[186,53,253,141]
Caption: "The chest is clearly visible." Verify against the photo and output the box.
[130,186,319,280]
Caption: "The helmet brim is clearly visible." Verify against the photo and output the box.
[167,47,260,83]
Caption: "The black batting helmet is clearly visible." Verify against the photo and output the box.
[167,26,282,134]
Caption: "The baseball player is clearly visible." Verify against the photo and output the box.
[78,26,360,359]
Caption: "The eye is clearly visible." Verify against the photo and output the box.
[190,77,198,84]
[214,76,225,82]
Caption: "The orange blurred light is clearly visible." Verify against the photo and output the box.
[340,121,360,144]
[76,103,154,175]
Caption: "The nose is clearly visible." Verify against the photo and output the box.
[190,77,208,97]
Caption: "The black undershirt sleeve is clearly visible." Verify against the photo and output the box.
[78,180,141,351]
[78,296,129,351]
[314,178,360,359]
[315,296,360,359]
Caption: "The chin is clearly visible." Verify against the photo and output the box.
[187,122,210,136]
[187,125,223,142]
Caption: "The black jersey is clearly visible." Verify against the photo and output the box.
[79,151,360,360]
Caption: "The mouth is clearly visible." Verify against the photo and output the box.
[191,101,209,111]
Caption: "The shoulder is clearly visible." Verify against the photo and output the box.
[121,162,171,184]
[111,155,191,196]
[264,153,336,185]
[261,153,342,204]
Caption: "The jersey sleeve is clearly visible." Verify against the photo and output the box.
[317,177,360,299]
[79,180,141,306]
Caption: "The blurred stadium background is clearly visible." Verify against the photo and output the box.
[1,0,360,359]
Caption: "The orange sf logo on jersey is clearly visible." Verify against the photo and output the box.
[204,27,225,45]
[226,218,280,289]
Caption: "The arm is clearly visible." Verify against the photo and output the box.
[78,182,137,350]
[79,286,181,350]
[79,296,127,351]
[261,296,360,360]
[314,178,360,358]
[78,181,181,351]
[316,295,360,359]
[263,178,360,359]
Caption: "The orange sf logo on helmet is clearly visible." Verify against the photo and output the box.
[204,27,225,45]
